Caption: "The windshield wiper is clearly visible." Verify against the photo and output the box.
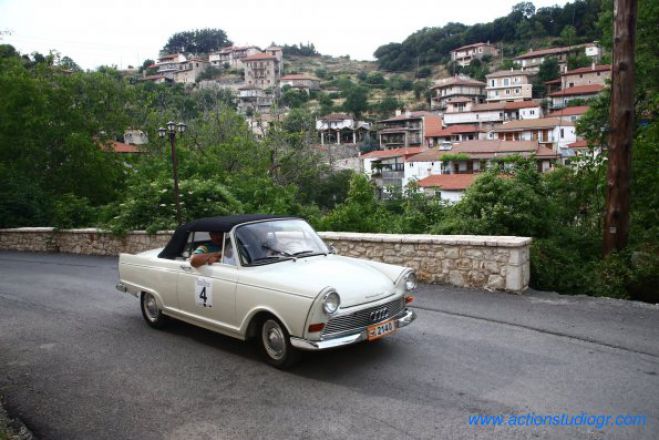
[291,250,326,257]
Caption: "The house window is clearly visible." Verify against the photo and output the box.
[506,89,510,95]
[560,128,565,139]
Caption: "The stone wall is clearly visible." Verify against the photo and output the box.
[0,228,531,292]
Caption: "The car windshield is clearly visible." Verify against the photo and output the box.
[235,219,329,266]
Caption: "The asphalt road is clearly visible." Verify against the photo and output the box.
[0,251,657,440]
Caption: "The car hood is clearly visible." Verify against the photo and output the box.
[237,255,403,308]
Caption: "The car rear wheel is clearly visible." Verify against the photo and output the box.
[259,318,299,368]
[140,292,167,329]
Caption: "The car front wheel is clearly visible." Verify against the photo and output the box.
[259,318,299,368]
[140,292,167,329]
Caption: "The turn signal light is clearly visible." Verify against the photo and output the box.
[308,323,325,333]
[404,295,415,304]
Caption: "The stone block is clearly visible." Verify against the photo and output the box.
[487,275,505,290]
[505,265,524,292]
[449,271,465,287]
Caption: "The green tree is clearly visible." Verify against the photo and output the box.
[560,25,578,46]
[162,28,232,54]
[341,84,369,119]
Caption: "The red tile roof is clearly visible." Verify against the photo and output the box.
[564,64,611,75]
[361,147,424,160]
[417,174,477,190]
[103,141,141,154]
[486,70,531,79]
[378,111,436,123]
[494,117,575,131]
[504,100,541,110]
[431,76,486,89]
[547,106,590,117]
[409,141,558,163]
[319,113,353,122]
[568,140,589,149]
[549,84,605,97]
[426,124,480,138]
[514,44,588,60]
[423,114,444,136]
[452,42,495,52]
[243,53,278,62]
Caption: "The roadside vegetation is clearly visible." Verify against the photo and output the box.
[0,0,656,303]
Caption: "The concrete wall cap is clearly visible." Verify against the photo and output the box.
[0,227,56,232]
[318,231,531,247]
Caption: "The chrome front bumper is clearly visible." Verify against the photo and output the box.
[290,308,416,351]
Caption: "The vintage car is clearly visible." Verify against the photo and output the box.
[116,215,417,368]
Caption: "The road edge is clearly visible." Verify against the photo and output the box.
[0,397,34,440]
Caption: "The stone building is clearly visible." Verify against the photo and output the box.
[243,53,281,89]
[430,76,486,111]
[450,42,498,67]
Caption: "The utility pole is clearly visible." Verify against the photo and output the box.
[603,0,637,255]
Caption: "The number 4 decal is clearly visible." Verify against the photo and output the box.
[195,277,213,308]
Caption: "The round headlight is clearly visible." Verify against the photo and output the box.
[322,291,340,315]
[405,272,417,291]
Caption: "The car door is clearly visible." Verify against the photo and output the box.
[176,235,238,328]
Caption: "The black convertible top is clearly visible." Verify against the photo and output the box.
[157,214,295,259]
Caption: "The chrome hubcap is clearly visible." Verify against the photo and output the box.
[262,320,286,360]
[144,294,158,321]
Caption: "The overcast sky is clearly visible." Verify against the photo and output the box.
[0,0,570,70]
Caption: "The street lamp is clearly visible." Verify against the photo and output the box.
[158,121,187,225]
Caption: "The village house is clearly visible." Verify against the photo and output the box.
[236,85,274,115]
[562,64,611,88]
[280,74,321,93]
[264,45,284,76]
[417,174,478,202]
[173,58,210,84]
[361,147,425,192]
[549,84,605,109]
[208,46,261,69]
[443,100,543,126]
[450,42,498,67]
[493,117,577,153]
[376,111,443,149]
[316,113,371,145]
[425,124,483,147]
[243,53,281,88]
[123,130,148,145]
[485,70,534,102]
[430,76,486,111]
[407,140,558,201]
[409,141,558,201]
[514,42,601,72]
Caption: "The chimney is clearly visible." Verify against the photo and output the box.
[395,109,402,116]
[592,62,596,70]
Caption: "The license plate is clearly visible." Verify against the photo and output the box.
[367,319,396,341]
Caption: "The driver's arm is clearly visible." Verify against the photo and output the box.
[190,251,221,268]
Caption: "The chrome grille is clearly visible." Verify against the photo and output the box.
[322,297,405,337]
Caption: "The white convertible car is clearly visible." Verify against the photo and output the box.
[116,215,417,368]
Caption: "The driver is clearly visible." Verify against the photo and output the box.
[190,232,223,267]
